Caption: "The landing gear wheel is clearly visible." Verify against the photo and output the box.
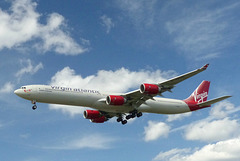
[137,112,142,117]
[121,120,127,125]
[126,115,132,120]
[117,117,123,122]
[131,113,136,118]
[32,105,37,110]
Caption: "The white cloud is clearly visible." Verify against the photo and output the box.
[49,67,176,116]
[20,133,31,139]
[165,2,240,60]
[168,100,240,143]
[100,15,115,34]
[0,0,38,49]
[153,148,191,161]
[184,118,240,142]
[154,137,240,161]
[144,121,170,142]
[167,113,192,122]
[35,13,88,55]
[49,104,87,117]
[0,82,14,93]
[0,0,88,55]
[117,0,157,27]
[185,137,240,161]
[210,101,235,119]
[180,101,240,143]
[43,134,116,150]
[50,66,176,92]
[15,59,43,78]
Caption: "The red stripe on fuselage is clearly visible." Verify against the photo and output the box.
[184,100,210,111]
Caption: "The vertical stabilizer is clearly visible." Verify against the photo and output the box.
[184,80,210,104]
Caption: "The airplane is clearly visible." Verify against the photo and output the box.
[14,64,231,125]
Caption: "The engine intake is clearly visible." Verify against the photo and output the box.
[83,110,107,123]
[106,95,126,105]
[83,110,101,119]
[140,83,160,94]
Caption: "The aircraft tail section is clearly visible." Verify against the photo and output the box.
[184,80,210,104]
[184,80,231,111]
[184,81,210,111]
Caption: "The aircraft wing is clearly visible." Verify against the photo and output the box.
[159,64,209,91]
[124,64,209,107]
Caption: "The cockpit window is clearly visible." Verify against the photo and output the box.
[21,86,26,89]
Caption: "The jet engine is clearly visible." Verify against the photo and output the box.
[83,110,101,119]
[140,83,160,94]
[83,110,107,123]
[90,116,107,123]
[106,95,126,105]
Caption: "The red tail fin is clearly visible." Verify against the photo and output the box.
[184,81,210,108]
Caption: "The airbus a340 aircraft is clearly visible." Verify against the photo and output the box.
[14,64,231,125]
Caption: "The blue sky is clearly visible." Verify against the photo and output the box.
[0,0,240,160]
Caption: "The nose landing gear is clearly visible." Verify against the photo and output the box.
[32,105,37,110]
[31,100,37,110]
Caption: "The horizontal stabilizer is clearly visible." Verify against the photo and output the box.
[198,95,232,107]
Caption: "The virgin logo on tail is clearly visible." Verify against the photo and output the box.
[184,81,210,104]
[192,90,208,103]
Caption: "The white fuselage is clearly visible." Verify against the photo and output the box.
[14,85,191,114]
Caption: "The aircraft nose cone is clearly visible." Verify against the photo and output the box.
[14,89,21,96]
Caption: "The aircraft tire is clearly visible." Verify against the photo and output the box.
[137,112,142,117]
[126,115,132,120]
[117,117,122,122]
[121,120,127,125]
[32,105,37,110]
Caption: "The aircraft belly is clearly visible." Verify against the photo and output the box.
[35,91,100,107]
[138,98,190,114]
[32,90,133,113]
[92,101,134,113]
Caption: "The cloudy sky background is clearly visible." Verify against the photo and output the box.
[0,0,240,161]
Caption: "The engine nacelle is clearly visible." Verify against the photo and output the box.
[91,116,107,123]
[83,110,101,119]
[106,95,126,105]
[140,83,160,94]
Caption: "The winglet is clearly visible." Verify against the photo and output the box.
[201,64,209,70]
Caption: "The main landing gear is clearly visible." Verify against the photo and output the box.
[116,117,127,125]
[31,100,37,110]
[117,110,143,125]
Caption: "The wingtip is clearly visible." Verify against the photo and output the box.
[225,95,232,98]
[201,63,209,70]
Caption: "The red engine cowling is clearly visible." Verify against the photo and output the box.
[140,83,160,94]
[91,116,107,123]
[106,95,126,105]
[83,110,101,119]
